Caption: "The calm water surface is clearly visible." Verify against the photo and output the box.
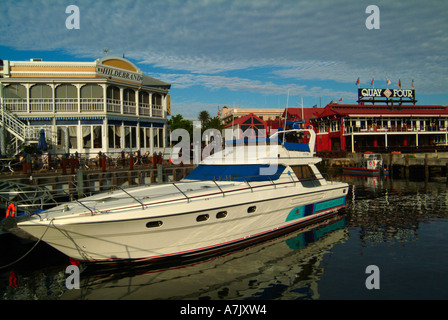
[1,175,448,300]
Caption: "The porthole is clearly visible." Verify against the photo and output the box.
[216,211,227,219]
[146,221,163,228]
[247,206,256,213]
[196,214,209,222]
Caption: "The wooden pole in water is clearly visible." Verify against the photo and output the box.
[77,169,84,199]
[390,152,394,177]
[157,164,163,183]
[425,154,429,181]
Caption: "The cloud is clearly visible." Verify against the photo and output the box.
[1,0,447,98]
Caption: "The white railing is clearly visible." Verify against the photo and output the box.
[123,100,136,114]
[3,98,27,112]
[80,98,104,112]
[106,98,121,113]
[2,98,164,117]
[139,102,151,116]
[0,104,53,142]
[152,105,163,117]
[30,98,53,112]
[55,98,78,112]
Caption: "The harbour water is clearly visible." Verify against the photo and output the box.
[1,174,448,301]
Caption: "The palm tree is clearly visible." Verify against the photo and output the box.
[198,110,210,126]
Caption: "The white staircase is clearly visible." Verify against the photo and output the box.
[1,105,54,155]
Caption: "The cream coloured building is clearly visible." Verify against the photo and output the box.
[219,107,283,123]
[0,56,171,157]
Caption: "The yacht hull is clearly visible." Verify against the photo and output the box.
[17,185,347,263]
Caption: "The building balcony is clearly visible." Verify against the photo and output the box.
[2,98,164,118]
[343,126,448,134]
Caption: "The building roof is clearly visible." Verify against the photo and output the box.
[142,74,171,89]
[316,103,448,118]
[283,107,323,121]
[224,113,267,128]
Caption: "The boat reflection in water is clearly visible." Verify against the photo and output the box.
[61,214,348,300]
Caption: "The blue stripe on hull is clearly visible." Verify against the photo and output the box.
[285,196,346,222]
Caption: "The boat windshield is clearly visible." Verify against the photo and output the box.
[275,131,311,152]
[184,164,286,182]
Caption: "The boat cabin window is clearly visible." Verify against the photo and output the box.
[290,165,321,187]
[276,131,310,152]
[216,211,227,219]
[184,164,286,182]
[197,214,209,222]
[146,221,163,228]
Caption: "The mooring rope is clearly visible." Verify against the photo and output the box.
[0,218,55,269]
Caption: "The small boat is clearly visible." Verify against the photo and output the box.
[342,153,389,177]
[14,128,348,265]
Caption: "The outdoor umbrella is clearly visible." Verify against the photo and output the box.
[37,129,48,152]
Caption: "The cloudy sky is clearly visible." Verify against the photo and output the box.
[1,0,447,118]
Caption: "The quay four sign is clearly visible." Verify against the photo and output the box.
[97,66,143,83]
[358,88,415,99]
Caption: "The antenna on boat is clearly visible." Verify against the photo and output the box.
[283,89,289,142]
[301,96,304,126]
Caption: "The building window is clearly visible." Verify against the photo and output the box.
[124,126,137,149]
[145,128,151,149]
[57,126,78,149]
[140,127,145,149]
[82,125,102,149]
[4,84,26,99]
[107,86,120,100]
[93,126,102,148]
[82,126,92,148]
[30,84,52,98]
[81,84,103,98]
[153,127,164,148]
[55,84,77,98]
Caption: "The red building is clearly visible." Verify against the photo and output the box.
[311,103,448,153]
[283,89,448,153]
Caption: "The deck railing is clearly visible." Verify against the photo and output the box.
[3,98,164,117]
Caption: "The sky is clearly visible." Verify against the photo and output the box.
[1,0,447,119]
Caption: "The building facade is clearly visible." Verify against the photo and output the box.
[312,103,448,153]
[0,56,171,157]
[224,113,268,138]
[219,107,283,123]
[282,89,448,154]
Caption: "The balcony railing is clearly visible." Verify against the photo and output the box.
[56,98,78,112]
[344,126,448,134]
[3,98,27,112]
[139,102,151,116]
[152,104,163,117]
[2,98,164,117]
[30,98,53,112]
[80,98,104,112]
[106,98,121,113]
[123,100,136,114]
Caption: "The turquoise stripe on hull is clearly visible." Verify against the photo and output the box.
[285,197,346,222]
